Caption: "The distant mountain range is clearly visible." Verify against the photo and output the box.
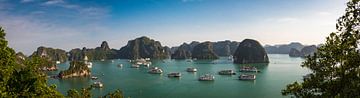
[24,37,317,65]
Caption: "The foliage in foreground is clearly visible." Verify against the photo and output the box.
[282,0,360,97]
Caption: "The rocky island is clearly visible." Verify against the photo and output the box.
[58,61,91,78]
[289,45,317,57]
[69,41,118,61]
[191,41,219,59]
[30,46,68,71]
[118,36,169,59]
[233,39,269,64]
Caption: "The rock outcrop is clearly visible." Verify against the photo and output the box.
[301,45,317,57]
[233,39,269,64]
[30,46,68,63]
[264,42,304,54]
[289,48,302,57]
[288,45,317,57]
[118,36,169,59]
[212,40,239,56]
[58,61,91,78]
[68,41,118,61]
[191,42,219,59]
[171,43,192,59]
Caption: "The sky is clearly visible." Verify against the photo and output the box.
[0,0,347,55]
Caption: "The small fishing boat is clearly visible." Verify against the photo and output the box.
[91,76,98,80]
[239,66,259,72]
[148,68,163,74]
[92,81,104,88]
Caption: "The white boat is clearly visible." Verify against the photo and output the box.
[239,66,259,72]
[131,64,140,68]
[239,74,256,80]
[150,67,158,70]
[199,74,215,81]
[92,81,104,88]
[148,68,163,74]
[56,61,61,64]
[187,67,197,72]
[91,76,98,80]
[101,59,105,61]
[85,62,92,68]
[218,70,236,75]
[167,72,181,77]
[118,64,123,67]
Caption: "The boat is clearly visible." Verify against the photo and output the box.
[131,64,140,68]
[118,64,123,67]
[150,67,158,70]
[101,59,105,61]
[56,61,61,64]
[198,74,215,81]
[239,66,259,72]
[144,63,150,67]
[92,81,104,88]
[91,76,98,80]
[86,62,93,68]
[167,72,181,77]
[187,67,197,72]
[148,68,163,74]
[238,74,256,80]
[218,70,236,75]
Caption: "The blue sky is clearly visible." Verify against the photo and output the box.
[0,0,347,55]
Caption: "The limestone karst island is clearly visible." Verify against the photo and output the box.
[1,0,359,98]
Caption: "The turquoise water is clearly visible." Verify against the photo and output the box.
[47,54,309,98]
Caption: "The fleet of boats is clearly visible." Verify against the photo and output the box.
[85,58,260,89]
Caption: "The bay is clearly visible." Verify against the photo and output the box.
[47,54,309,98]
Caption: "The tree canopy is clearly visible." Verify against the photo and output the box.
[282,0,360,97]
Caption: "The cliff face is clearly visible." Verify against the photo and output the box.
[191,42,219,59]
[68,41,118,61]
[212,40,239,56]
[288,45,317,57]
[233,39,269,64]
[171,43,192,59]
[118,36,169,59]
[58,61,90,78]
[289,48,302,57]
[30,46,68,63]
[301,45,317,57]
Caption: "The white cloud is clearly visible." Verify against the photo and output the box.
[20,0,34,3]
[42,0,64,5]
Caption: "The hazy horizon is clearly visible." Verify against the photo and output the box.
[0,0,347,55]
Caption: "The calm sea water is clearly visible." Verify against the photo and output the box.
[47,54,309,98]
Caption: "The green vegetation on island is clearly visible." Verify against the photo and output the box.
[58,61,91,78]
[191,41,219,59]
[118,36,169,59]
[233,39,269,64]
[282,0,360,97]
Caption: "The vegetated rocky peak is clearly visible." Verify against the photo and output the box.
[191,41,219,59]
[118,36,169,59]
[233,39,269,64]
[171,43,192,59]
[31,46,68,63]
[289,48,302,57]
[212,40,239,56]
[100,41,110,51]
